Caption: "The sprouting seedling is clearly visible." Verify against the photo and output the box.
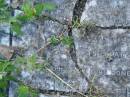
[60,36,73,48]
[49,35,60,46]
[87,74,106,97]
[72,18,81,28]
[49,35,73,47]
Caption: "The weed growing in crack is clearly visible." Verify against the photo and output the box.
[49,35,60,46]
[72,18,81,28]
[72,17,96,29]
[78,20,97,40]
[49,35,73,48]
[60,36,73,48]
[86,75,108,97]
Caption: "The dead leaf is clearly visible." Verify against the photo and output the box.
[0,45,14,60]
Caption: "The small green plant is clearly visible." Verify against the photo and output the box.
[72,18,96,35]
[0,60,15,80]
[49,35,73,47]
[18,85,29,97]
[0,60,15,97]
[0,0,56,97]
[0,53,88,97]
[15,54,46,72]
[49,35,60,46]
[72,18,81,28]
[0,55,44,97]
[0,0,56,36]
[17,84,38,97]
[87,75,106,97]
[60,36,73,48]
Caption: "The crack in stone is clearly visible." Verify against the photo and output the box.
[37,89,83,96]
[68,0,91,84]
[9,5,14,46]
[96,25,130,29]
[38,14,68,25]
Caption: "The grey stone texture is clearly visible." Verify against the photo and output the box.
[81,0,130,27]
[1,0,130,97]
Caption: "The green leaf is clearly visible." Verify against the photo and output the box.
[16,15,29,22]
[34,3,44,16]
[11,21,22,36]
[49,35,60,46]
[22,3,35,19]
[27,54,36,66]
[18,85,29,97]
[5,75,15,81]
[34,2,56,16]
[0,7,10,23]
[0,61,7,72]
[0,93,6,97]
[30,92,38,97]
[22,3,31,13]
[61,36,73,47]
[10,17,18,23]
[42,2,56,11]
[5,65,15,72]
[0,0,5,8]
[0,79,8,89]
[30,90,38,97]
[0,74,3,80]
[15,56,26,65]
[0,60,14,73]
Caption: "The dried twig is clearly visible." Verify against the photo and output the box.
[45,67,88,97]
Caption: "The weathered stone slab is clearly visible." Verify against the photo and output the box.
[73,27,130,96]
[81,0,130,27]
[50,0,77,23]
[18,20,87,93]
